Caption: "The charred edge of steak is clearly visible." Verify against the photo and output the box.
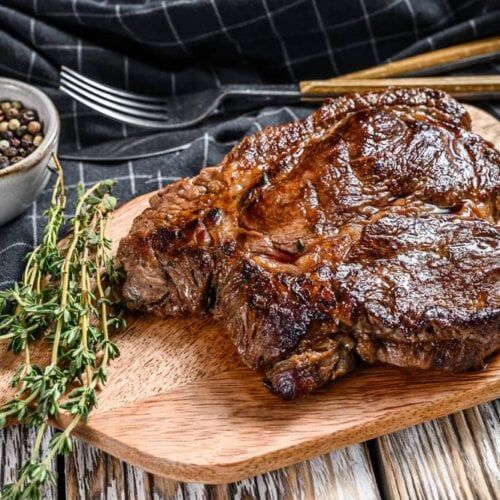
[263,333,357,399]
[213,258,339,372]
[355,332,500,372]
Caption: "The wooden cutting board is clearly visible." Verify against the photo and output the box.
[1,105,499,484]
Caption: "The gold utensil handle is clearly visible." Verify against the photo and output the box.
[299,76,500,98]
[340,36,500,79]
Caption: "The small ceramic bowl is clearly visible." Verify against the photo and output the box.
[0,78,60,226]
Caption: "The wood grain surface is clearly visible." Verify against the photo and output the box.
[63,441,380,499]
[2,402,497,498]
[0,426,58,499]
[377,401,499,500]
[299,76,500,98]
[0,106,498,487]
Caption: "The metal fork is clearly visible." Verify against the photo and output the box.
[59,66,299,130]
[59,37,500,130]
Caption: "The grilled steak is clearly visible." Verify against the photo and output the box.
[118,88,500,399]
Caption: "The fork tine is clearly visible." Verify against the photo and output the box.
[60,77,171,120]
[60,84,174,129]
[61,66,168,104]
[60,71,169,113]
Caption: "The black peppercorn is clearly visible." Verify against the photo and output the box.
[4,147,18,157]
[21,110,36,123]
[0,100,44,166]
[16,125,28,138]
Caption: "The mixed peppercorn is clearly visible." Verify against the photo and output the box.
[0,100,44,170]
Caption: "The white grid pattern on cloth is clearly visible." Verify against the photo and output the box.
[358,0,380,64]
[161,1,191,56]
[403,0,419,41]
[266,0,468,69]
[261,0,296,81]
[71,0,83,25]
[5,0,495,84]
[210,0,243,55]
[310,0,339,75]
[0,0,498,290]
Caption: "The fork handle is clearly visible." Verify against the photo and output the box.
[299,76,500,100]
[329,36,500,79]
[300,36,500,97]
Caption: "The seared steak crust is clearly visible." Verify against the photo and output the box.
[118,88,500,398]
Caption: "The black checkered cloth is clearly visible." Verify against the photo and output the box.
[0,0,499,289]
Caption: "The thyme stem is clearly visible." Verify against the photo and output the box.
[0,156,123,499]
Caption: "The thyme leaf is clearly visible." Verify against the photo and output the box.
[0,155,125,499]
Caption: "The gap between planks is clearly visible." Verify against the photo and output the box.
[64,440,380,500]
[1,401,498,499]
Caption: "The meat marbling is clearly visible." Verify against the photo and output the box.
[118,88,500,399]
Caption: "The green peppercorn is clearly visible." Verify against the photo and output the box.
[11,101,22,110]
[1,102,11,113]
[8,118,20,131]
[33,134,43,146]
[0,122,8,133]
[0,139,9,151]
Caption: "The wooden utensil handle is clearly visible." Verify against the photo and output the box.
[299,76,500,99]
[335,36,500,80]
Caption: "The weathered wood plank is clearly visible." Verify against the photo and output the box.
[63,442,380,500]
[0,425,58,498]
[3,402,499,499]
[376,401,500,500]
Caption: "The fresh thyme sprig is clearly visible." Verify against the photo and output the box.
[0,156,124,499]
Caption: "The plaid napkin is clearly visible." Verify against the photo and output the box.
[0,0,499,289]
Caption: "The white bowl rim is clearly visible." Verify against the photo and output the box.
[0,77,60,178]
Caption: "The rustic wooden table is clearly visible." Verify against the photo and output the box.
[1,401,497,499]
